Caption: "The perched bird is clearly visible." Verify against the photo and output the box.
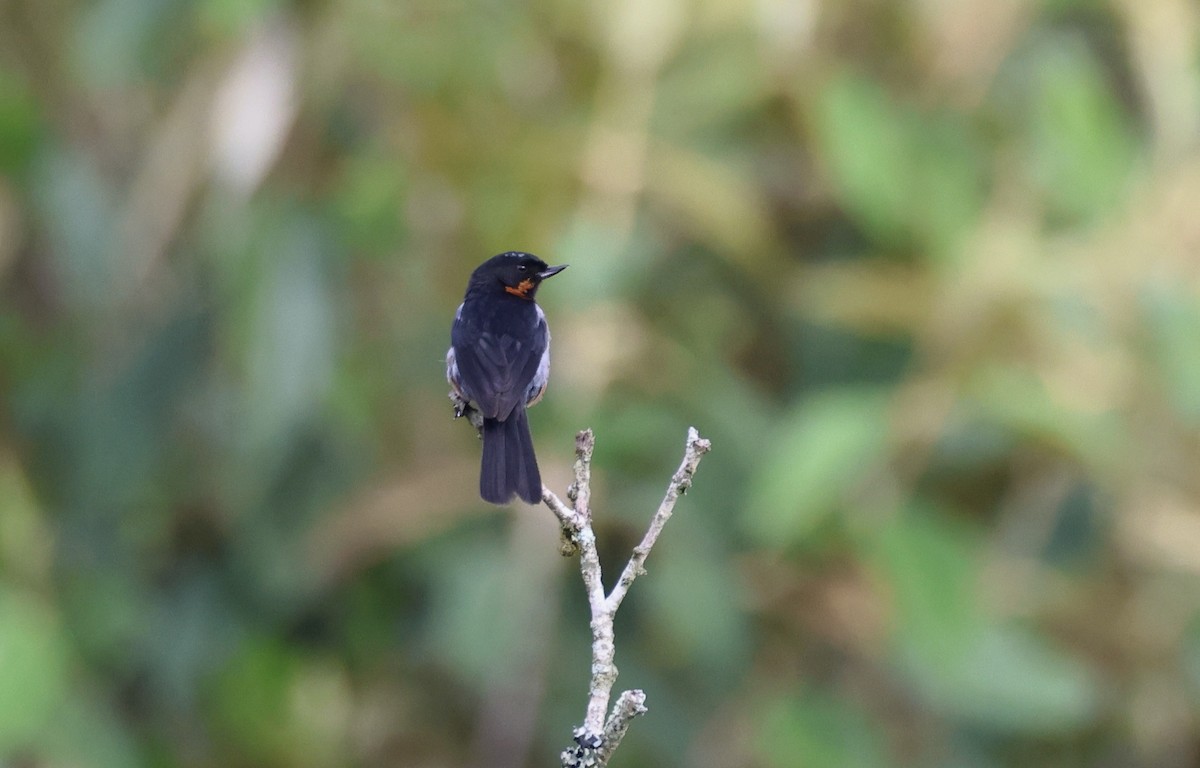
[447,251,567,504]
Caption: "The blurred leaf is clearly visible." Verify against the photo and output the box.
[555,215,651,300]
[1184,616,1200,704]
[872,505,983,666]
[197,0,281,36]
[42,696,142,768]
[1142,283,1200,422]
[242,217,336,466]
[1042,481,1105,567]
[745,388,891,547]
[811,73,984,254]
[800,261,932,335]
[209,636,298,763]
[0,457,52,583]
[812,73,912,244]
[655,33,771,139]
[1023,34,1138,222]
[0,589,69,750]
[346,6,512,95]
[967,366,1124,472]
[69,309,210,521]
[60,571,147,667]
[913,114,985,257]
[31,148,119,312]
[643,525,747,680]
[876,509,1101,735]
[903,623,1101,735]
[422,531,525,682]
[794,320,913,390]
[74,0,180,86]
[143,571,242,713]
[0,68,39,174]
[648,143,774,258]
[757,691,888,768]
[333,148,408,252]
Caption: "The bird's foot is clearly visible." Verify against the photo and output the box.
[449,391,485,436]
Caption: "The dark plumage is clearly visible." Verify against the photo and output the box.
[447,251,567,504]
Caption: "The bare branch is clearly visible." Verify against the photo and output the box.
[569,429,594,518]
[541,485,576,531]
[599,689,647,764]
[544,427,711,767]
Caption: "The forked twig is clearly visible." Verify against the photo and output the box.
[543,427,712,767]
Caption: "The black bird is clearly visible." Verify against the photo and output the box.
[447,251,567,504]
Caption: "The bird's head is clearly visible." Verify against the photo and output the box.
[474,251,568,300]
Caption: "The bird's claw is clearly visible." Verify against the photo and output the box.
[449,391,470,418]
[449,391,485,436]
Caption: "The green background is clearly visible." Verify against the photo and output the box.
[1,0,1199,765]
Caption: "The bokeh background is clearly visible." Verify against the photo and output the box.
[2,0,1200,766]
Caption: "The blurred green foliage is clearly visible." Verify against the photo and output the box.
[1,0,1199,766]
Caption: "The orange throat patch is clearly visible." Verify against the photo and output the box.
[504,278,535,299]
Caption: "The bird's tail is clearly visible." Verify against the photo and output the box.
[480,408,541,505]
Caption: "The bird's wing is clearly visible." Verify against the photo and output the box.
[451,309,548,421]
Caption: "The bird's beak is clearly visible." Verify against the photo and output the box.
[538,264,568,280]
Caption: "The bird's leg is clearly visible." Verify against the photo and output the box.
[449,391,485,437]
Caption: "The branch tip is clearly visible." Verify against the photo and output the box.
[575,429,595,456]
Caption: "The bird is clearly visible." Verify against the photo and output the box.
[447,251,567,504]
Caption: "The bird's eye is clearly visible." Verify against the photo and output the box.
[517,264,527,272]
